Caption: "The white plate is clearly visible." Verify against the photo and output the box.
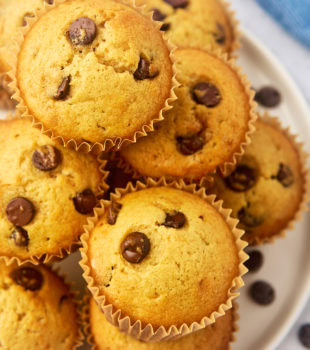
[1,29,310,350]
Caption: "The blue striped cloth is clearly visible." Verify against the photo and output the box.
[256,0,310,47]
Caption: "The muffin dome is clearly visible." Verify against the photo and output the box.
[0,262,79,349]
[120,48,254,180]
[210,117,305,244]
[85,186,240,328]
[0,118,104,263]
[16,0,173,146]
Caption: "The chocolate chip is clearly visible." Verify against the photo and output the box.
[164,0,188,9]
[177,134,205,155]
[22,13,35,27]
[73,189,97,215]
[245,250,263,273]
[134,57,159,80]
[160,23,171,31]
[225,165,257,192]
[10,267,43,291]
[45,0,54,4]
[54,76,71,100]
[6,197,35,226]
[163,211,186,228]
[238,207,264,228]
[255,86,281,107]
[69,17,97,46]
[299,324,310,348]
[32,145,61,171]
[152,8,166,21]
[10,227,29,247]
[107,201,122,225]
[274,163,294,187]
[192,82,221,107]
[249,281,275,305]
[121,232,150,264]
[214,23,226,44]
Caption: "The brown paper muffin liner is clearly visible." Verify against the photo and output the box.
[0,144,109,266]
[114,47,257,185]
[8,0,179,154]
[249,113,310,245]
[81,293,239,349]
[79,177,248,342]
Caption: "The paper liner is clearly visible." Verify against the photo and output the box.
[0,142,109,266]
[79,177,248,342]
[115,47,257,185]
[0,75,16,110]
[248,113,310,245]
[8,0,179,154]
[81,293,239,349]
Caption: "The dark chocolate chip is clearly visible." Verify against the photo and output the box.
[107,201,122,225]
[10,227,29,247]
[225,165,257,192]
[54,76,71,100]
[299,324,310,348]
[152,8,166,21]
[69,17,97,46]
[238,207,264,228]
[249,281,275,305]
[22,13,35,27]
[255,86,281,107]
[163,0,188,9]
[32,145,61,171]
[177,134,205,155]
[134,57,159,80]
[245,250,263,273]
[73,189,97,215]
[160,23,171,31]
[214,23,226,44]
[192,82,221,107]
[6,197,35,226]
[10,267,43,291]
[45,0,54,4]
[275,163,294,187]
[163,211,186,228]
[121,232,150,264]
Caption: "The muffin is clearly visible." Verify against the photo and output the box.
[88,297,237,349]
[0,118,105,264]
[13,0,175,149]
[209,116,308,244]
[120,48,256,181]
[0,262,81,349]
[127,0,237,55]
[80,180,246,341]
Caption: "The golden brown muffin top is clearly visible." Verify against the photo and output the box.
[87,186,239,328]
[0,262,79,350]
[121,48,253,180]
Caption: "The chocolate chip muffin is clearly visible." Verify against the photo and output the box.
[120,48,256,180]
[126,0,237,54]
[81,183,245,341]
[88,297,236,350]
[0,118,104,264]
[0,262,80,349]
[209,117,307,244]
[14,0,174,149]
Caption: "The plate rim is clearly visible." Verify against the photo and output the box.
[239,28,310,350]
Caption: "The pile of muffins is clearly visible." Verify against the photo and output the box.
[0,0,308,349]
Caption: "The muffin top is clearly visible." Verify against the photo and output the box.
[131,0,235,54]
[120,48,253,180]
[16,0,173,145]
[0,118,103,262]
[89,297,235,350]
[0,0,51,74]
[210,118,305,244]
[87,186,240,328]
[0,262,79,350]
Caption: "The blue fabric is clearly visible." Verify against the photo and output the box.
[256,0,310,47]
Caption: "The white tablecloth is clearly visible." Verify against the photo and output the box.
[232,1,310,349]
